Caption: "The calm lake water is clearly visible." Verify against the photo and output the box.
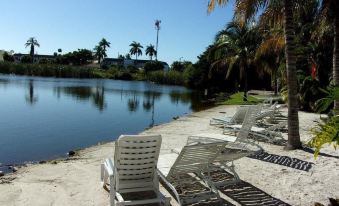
[0,75,209,169]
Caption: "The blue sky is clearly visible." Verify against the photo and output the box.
[0,0,234,64]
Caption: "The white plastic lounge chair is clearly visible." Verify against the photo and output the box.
[189,105,263,187]
[210,106,249,126]
[101,134,170,206]
[225,121,287,143]
[157,141,228,206]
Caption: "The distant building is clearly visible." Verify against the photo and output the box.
[13,53,56,63]
[102,58,170,71]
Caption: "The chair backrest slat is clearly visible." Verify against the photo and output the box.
[114,134,162,191]
[230,106,248,124]
[237,105,262,140]
[167,142,226,178]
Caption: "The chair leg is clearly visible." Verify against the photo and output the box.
[109,175,115,206]
[100,163,104,182]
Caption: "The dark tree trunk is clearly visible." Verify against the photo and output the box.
[274,71,278,96]
[30,45,34,63]
[156,29,159,61]
[242,62,248,101]
[334,1,339,110]
[284,0,302,150]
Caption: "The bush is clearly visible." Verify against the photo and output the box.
[147,70,185,85]
[3,52,14,62]
[0,62,98,78]
[126,65,139,73]
[21,55,32,63]
[171,61,192,72]
[299,77,327,112]
[39,58,51,64]
[143,61,164,73]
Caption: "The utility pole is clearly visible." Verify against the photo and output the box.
[155,20,161,61]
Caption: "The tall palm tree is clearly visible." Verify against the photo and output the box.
[129,41,143,60]
[208,0,302,149]
[145,44,157,60]
[99,38,111,53]
[25,37,40,62]
[155,20,161,60]
[318,0,339,110]
[209,21,260,101]
[94,45,104,64]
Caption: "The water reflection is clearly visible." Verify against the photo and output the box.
[54,86,106,111]
[0,75,214,167]
[127,92,139,112]
[25,80,38,105]
[52,85,211,113]
[143,91,162,127]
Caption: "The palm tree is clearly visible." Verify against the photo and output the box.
[255,27,285,95]
[208,0,302,149]
[155,20,161,60]
[99,38,111,53]
[209,21,260,101]
[25,37,40,62]
[145,44,157,60]
[318,0,339,110]
[94,45,104,64]
[129,41,143,60]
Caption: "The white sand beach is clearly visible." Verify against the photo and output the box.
[0,105,338,206]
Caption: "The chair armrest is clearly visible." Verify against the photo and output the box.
[157,169,181,205]
[104,158,115,177]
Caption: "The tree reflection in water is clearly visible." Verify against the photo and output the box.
[54,86,106,111]
[127,92,139,112]
[143,91,162,127]
[25,80,38,105]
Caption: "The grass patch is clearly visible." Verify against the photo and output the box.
[220,92,262,105]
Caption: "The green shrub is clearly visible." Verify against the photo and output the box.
[143,61,164,73]
[127,65,139,73]
[21,55,32,63]
[299,77,326,112]
[309,86,339,158]
[147,70,185,85]
[3,52,14,62]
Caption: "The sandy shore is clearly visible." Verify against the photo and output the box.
[0,105,338,206]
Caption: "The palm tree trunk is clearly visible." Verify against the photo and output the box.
[156,29,159,61]
[30,45,34,63]
[274,71,278,96]
[243,72,248,101]
[334,1,339,110]
[284,0,301,150]
[241,62,248,101]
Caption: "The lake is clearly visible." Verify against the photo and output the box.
[0,75,210,170]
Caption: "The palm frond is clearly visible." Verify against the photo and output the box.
[207,0,229,13]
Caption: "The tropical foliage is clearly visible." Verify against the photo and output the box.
[309,86,339,157]
[145,44,157,60]
[209,20,260,101]
[143,61,163,73]
[94,38,111,63]
[129,41,143,60]
[25,37,40,61]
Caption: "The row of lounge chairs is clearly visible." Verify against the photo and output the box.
[100,103,287,205]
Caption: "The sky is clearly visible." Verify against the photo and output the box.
[0,0,234,64]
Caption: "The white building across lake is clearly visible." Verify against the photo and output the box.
[102,58,170,70]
